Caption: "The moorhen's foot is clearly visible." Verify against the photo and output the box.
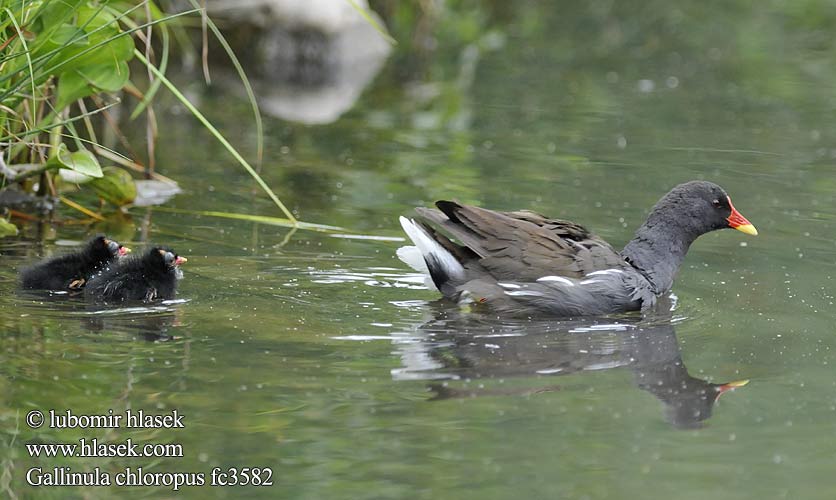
[68,278,86,290]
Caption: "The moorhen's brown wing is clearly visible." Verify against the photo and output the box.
[415,201,628,282]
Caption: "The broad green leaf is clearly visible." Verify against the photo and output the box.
[77,5,119,32]
[48,145,103,178]
[45,24,87,49]
[55,69,89,109]
[48,143,68,162]
[31,23,86,60]
[89,166,136,206]
[56,61,130,108]
[0,219,19,238]
[104,2,166,22]
[58,168,95,185]
[29,0,84,36]
[100,32,135,62]
[50,31,133,76]
[79,60,130,92]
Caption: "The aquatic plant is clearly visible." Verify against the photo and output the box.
[0,1,170,209]
[0,0,324,235]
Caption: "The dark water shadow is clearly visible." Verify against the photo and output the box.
[392,303,749,429]
[12,289,186,342]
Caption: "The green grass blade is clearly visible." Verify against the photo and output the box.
[0,9,200,102]
[133,49,297,225]
[123,5,171,119]
[0,99,121,144]
[345,0,397,45]
[150,207,342,232]
[187,0,264,167]
[3,8,36,132]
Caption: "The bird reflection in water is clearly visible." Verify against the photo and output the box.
[19,292,182,342]
[81,307,182,342]
[392,304,748,429]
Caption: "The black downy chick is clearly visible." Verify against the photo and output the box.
[85,247,187,303]
[19,235,130,291]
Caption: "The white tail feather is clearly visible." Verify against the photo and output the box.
[396,245,428,273]
[397,246,436,290]
[397,216,464,290]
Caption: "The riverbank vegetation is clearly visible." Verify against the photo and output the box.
[0,0,315,235]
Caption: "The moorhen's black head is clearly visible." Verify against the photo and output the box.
[647,181,757,238]
[87,235,131,261]
[144,247,188,272]
[643,374,749,429]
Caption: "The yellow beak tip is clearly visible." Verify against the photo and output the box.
[734,224,758,236]
[726,379,749,388]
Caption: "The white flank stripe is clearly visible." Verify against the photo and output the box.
[586,269,624,277]
[497,282,521,289]
[505,290,545,297]
[536,275,575,286]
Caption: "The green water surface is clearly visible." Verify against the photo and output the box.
[3,2,836,498]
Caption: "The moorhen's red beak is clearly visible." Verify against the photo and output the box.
[119,246,131,256]
[726,196,758,235]
[175,256,187,266]
[714,379,749,401]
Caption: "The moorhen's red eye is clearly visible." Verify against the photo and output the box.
[711,199,723,208]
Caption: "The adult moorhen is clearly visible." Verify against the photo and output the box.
[85,246,187,303]
[19,235,130,291]
[397,180,756,316]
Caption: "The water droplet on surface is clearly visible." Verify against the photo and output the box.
[637,79,655,92]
